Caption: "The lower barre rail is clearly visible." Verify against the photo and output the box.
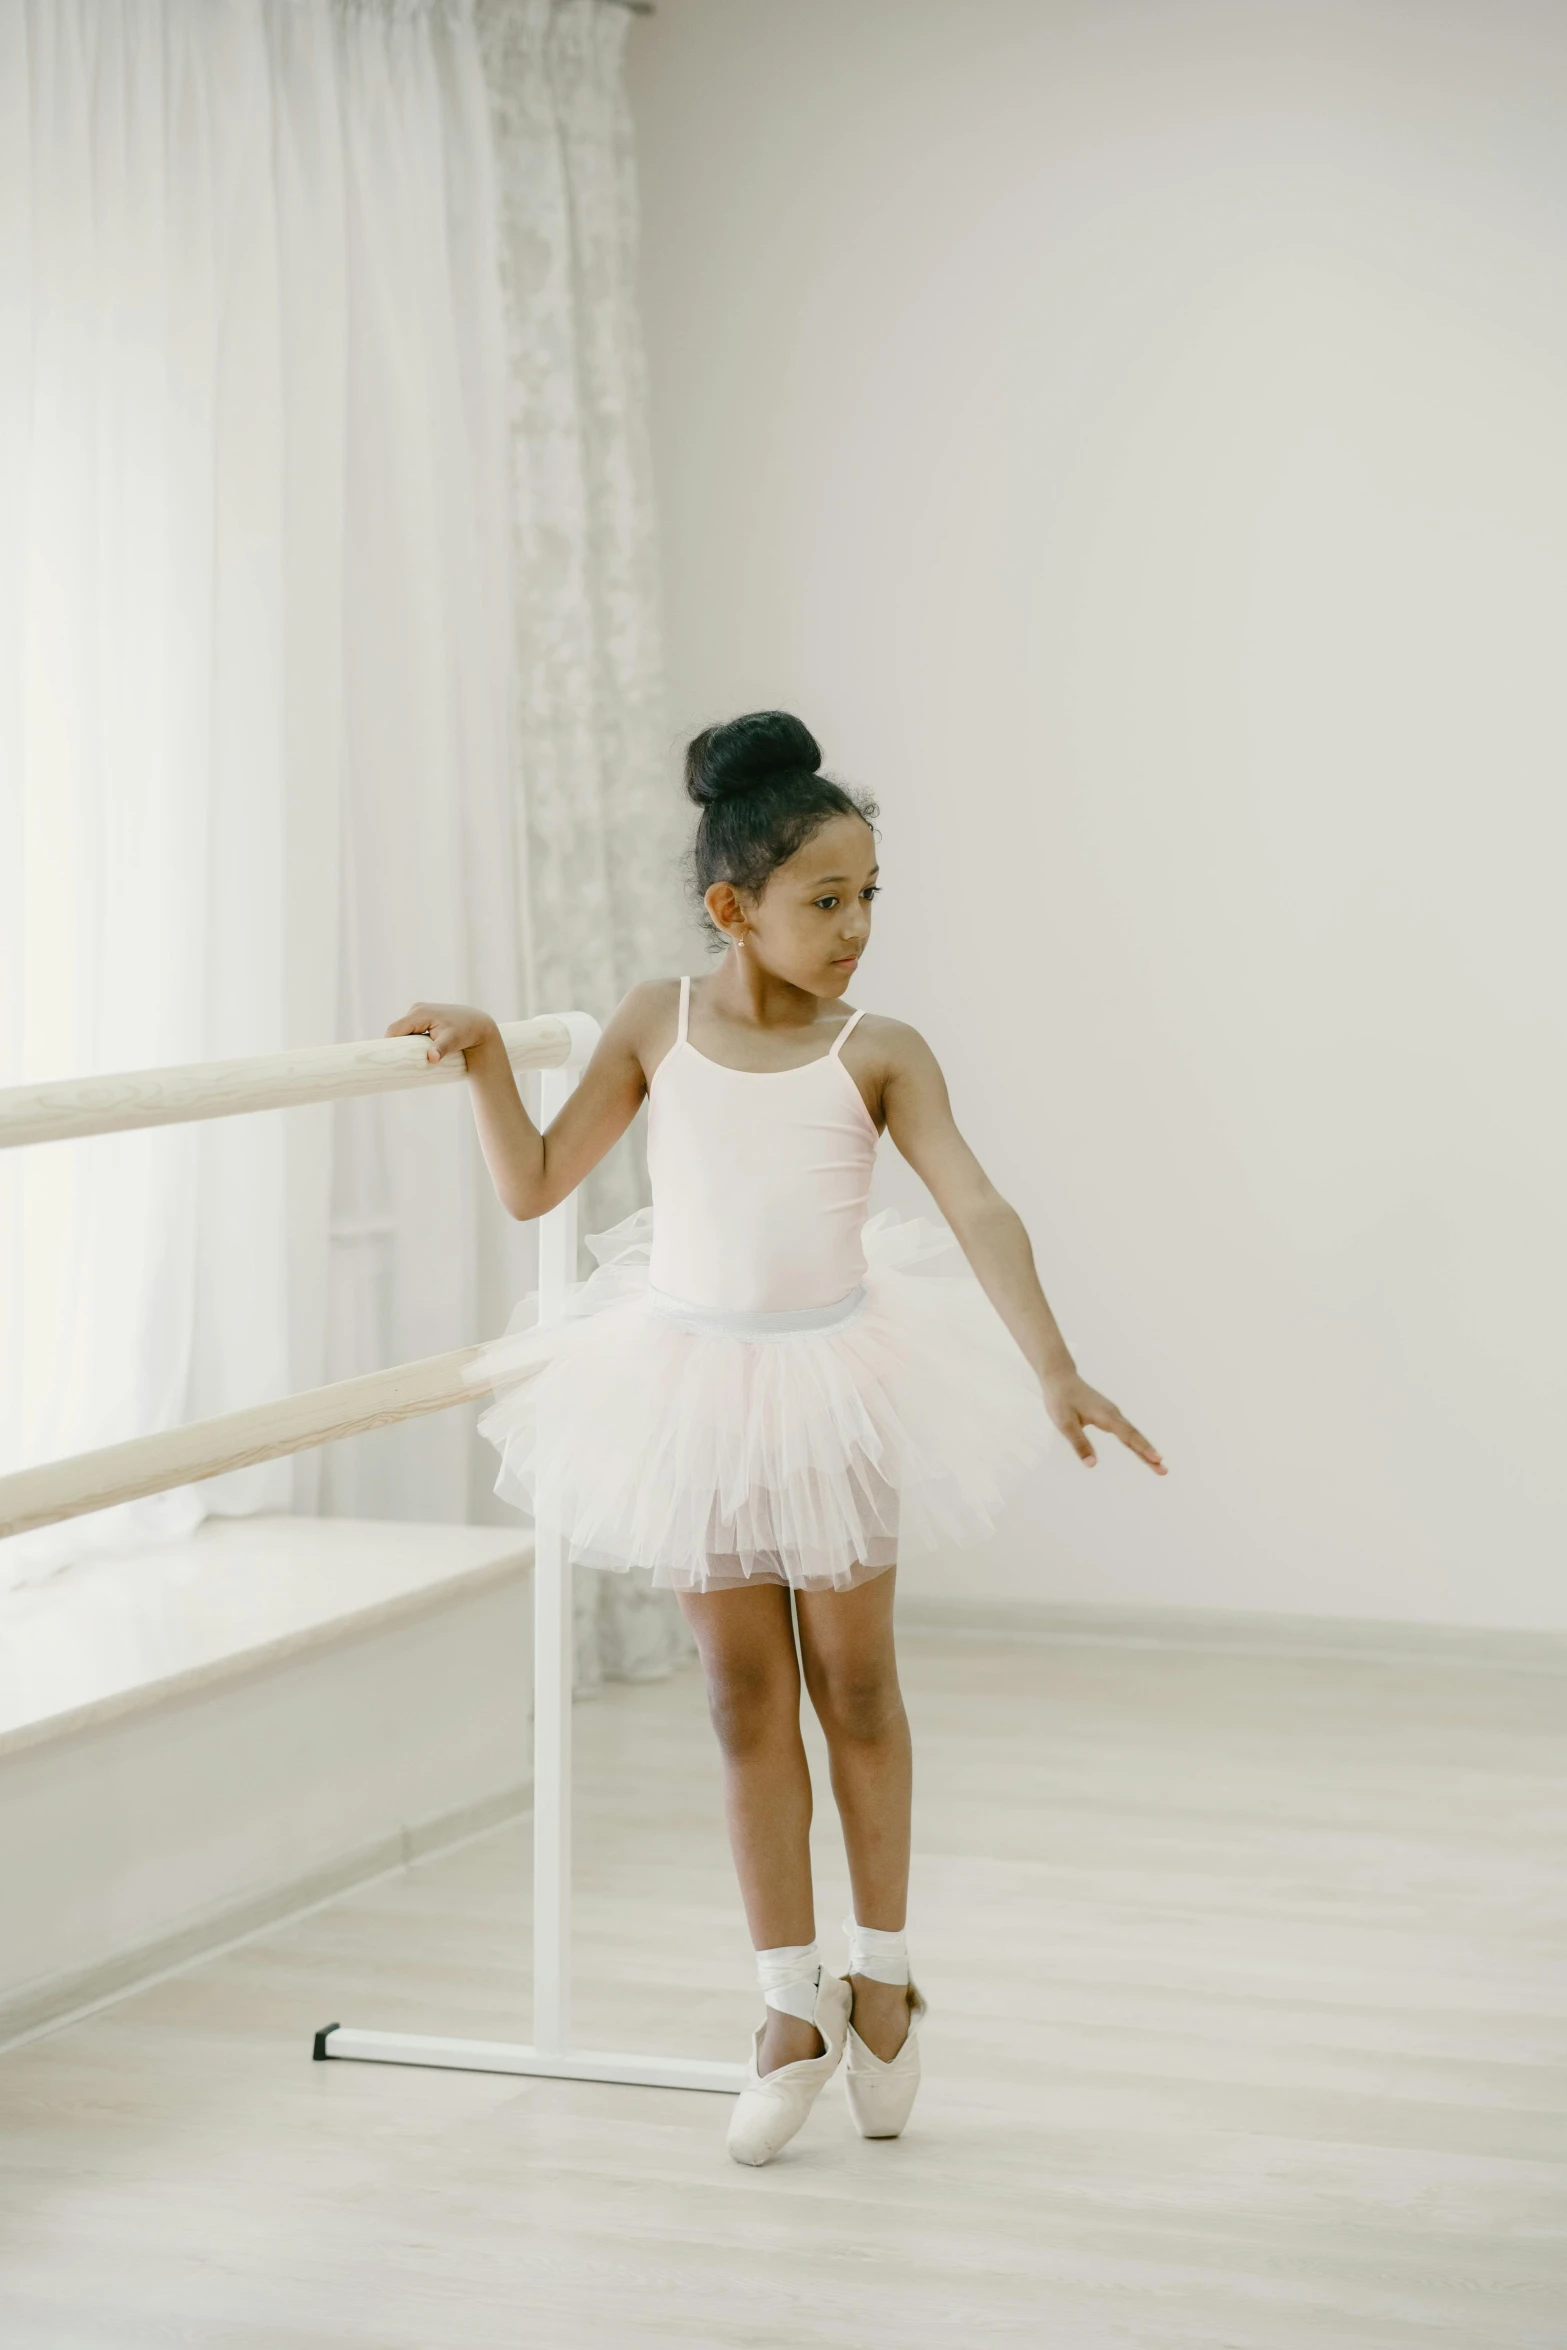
[0,1346,484,1542]
[312,2025,745,2097]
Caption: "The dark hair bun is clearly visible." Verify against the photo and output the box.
[683,708,877,922]
[684,710,822,807]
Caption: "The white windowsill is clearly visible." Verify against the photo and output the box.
[0,1514,532,1759]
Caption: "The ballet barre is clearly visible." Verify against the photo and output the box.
[0,1019,746,2100]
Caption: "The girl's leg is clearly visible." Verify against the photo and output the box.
[677,1581,823,2073]
[795,1567,915,2062]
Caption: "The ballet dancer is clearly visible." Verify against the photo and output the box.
[387,709,1165,2165]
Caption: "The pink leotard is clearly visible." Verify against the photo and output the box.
[646,975,874,1315]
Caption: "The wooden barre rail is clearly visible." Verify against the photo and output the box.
[0,1348,489,1542]
[0,1006,599,1541]
[0,1013,597,1151]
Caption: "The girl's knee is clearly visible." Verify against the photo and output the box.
[809,1658,904,1747]
[703,1657,799,1759]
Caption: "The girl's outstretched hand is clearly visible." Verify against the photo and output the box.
[385,1000,499,1065]
[1044,1372,1166,1475]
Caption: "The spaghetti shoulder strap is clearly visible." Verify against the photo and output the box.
[830,1006,867,1060]
[676,974,691,1045]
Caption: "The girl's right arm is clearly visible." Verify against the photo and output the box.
[385,983,668,1221]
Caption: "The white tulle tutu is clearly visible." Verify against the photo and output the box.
[463,1206,1055,1594]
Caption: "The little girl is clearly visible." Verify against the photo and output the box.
[388,709,1164,2167]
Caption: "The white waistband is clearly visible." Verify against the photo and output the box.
[643,1283,867,1339]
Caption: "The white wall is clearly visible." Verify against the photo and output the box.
[627,0,1567,1629]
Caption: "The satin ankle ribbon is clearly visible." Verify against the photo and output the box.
[844,1916,910,1986]
[755,1939,823,2021]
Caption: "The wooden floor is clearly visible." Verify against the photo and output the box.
[2,1625,1565,2348]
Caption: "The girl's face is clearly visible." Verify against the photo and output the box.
[709,813,879,998]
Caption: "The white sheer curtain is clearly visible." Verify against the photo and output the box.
[1,0,692,1678]
[309,0,523,1528]
[0,0,521,1582]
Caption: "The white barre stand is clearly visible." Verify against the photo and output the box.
[314,1031,746,2099]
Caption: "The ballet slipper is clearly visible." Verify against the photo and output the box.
[726,1970,852,2168]
[843,1981,927,2139]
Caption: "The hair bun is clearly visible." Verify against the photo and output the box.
[684,710,822,807]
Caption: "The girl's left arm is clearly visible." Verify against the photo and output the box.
[879,1023,1166,1474]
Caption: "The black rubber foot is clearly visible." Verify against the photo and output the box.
[312,2022,340,2061]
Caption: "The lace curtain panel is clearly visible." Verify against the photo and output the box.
[0,0,693,1683]
[478,0,696,1686]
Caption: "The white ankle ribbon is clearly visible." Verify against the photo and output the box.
[755,1939,822,2022]
[844,1916,910,1986]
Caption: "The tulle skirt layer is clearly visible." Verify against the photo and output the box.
[463,1208,1053,1594]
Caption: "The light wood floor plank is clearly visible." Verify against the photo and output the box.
[1,1631,1564,2346]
